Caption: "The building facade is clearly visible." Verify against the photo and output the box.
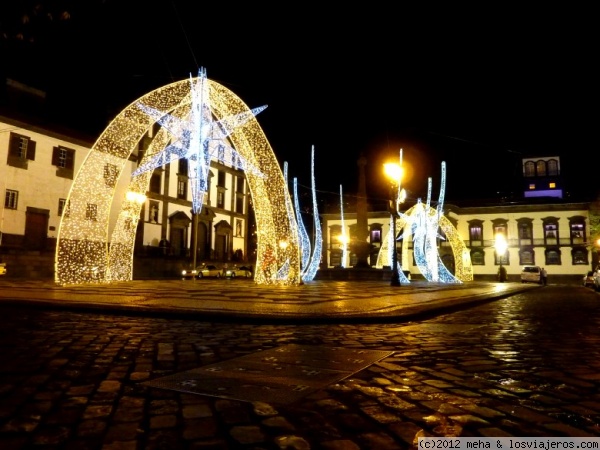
[0,114,251,276]
[321,200,592,281]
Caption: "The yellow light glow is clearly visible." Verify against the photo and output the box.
[55,75,301,286]
[494,234,508,255]
[125,191,147,204]
[384,163,403,183]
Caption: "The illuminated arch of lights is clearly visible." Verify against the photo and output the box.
[56,69,301,286]
[376,161,473,283]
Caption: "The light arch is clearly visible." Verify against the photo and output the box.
[55,76,300,285]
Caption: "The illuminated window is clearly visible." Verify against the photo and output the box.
[4,189,18,209]
[524,161,535,177]
[536,160,547,176]
[544,221,558,245]
[549,182,556,189]
[529,184,536,190]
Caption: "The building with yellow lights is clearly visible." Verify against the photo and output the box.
[0,114,252,278]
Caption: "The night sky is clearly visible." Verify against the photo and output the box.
[1,1,596,206]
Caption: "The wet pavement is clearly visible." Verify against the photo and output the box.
[0,279,599,449]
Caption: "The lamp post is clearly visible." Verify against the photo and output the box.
[495,233,508,282]
[384,162,403,286]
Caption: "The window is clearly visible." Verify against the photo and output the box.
[544,221,558,245]
[104,163,118,187]
[58,198,67,216]
[470,249,485,265]
[218,144,225,164]
[236,176,244,193]
[178,159,188,175]
[547,159,559,176]
[569,219,585,245]
[330,225,343,249]
[85,203,98,221]
[536,160,547,176]
[51,146,75,170]
[495,248,509,266]
[572,249,588,265]
[371,228,382,244]
[545,249,561,265]
[519,249,534,265]
[235,195,244,213]
[4,190,18,209]
[218,171,226,187]
[524,161,535,177]
[177,179,187,199]
[468,221,483,247]
[149,173,161,194]
[217,190,225,208]
[7,132,36,168]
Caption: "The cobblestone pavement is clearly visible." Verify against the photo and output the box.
[0,282,599,449]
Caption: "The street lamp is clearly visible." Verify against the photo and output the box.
[494,233,508,282]
[384,162,403,286]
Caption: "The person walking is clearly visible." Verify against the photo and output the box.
[541,267,548,285]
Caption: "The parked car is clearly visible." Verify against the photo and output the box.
[224,265,253,278]
[520,265,542,284]
[0,262,6,276]
[583,270,595,288]
[181,264,222,279]
[197,264,222,279]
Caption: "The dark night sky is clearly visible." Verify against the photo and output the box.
[1,1,597,206]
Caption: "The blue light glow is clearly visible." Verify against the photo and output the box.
[302,145,322,282]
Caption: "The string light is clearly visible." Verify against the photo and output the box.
[301,145,322,283]
[56,69,301,285]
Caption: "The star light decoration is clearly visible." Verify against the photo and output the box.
[376,158,473,283]
[132,67,267,215]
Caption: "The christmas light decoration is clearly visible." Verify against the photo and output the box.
[339,184,348,268]
[301,145,322,282]
[376,159,473,283]
[56,68,301,285]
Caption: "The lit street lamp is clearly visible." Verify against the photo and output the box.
[495,233,508,282]
[384,162,403,287]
